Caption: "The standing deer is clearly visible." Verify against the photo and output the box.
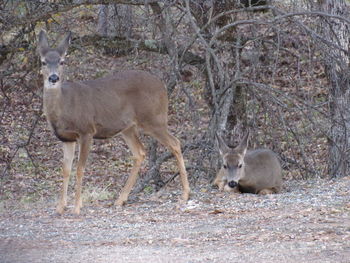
[213,132,282,194]
[37,30,190,215]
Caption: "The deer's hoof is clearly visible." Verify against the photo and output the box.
[73,208,81,215]
[258,189,274,195]
[181,190,191,203]
[115,199,126,207]
[56,203,66,215]
[56,206,64,215]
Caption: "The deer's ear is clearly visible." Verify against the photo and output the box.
[37,30,49,57]
[215,133,230,156]
[236,132,249,155]
[57,32,71,57]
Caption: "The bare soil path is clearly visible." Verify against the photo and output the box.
[1,178,349,263]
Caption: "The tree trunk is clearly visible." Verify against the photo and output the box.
[97,4,133,38]
[318,0,350,177]
[97,5,109,36]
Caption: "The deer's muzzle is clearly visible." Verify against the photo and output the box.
[228,181,238,188]
[48,74,60,83]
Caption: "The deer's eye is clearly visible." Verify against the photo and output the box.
[41,61,47,66]
[238,164,242,169]
[59,61,64,65]
[223,164,227,169]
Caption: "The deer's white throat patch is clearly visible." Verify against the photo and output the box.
[44,80,61,89]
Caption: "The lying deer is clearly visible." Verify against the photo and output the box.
[213,132,282,194]
[37,30,190,214]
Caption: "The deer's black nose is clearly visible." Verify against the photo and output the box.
[48,74,59,83]
[228,181,238,188]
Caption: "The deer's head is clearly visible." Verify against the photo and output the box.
[216,132,249,188]
[37,30,71,88]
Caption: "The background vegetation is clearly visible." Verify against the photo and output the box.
[0,0,349,204]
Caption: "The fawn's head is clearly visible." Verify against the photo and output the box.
[216,132,249,188]
[37,30,71,88]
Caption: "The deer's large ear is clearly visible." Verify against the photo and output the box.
[37,30,49,57]
[57,32,71,57]
[236,131,249,155]
[215,133,230,156]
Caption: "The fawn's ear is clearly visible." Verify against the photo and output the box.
[215,133,230,156]
[57,32,72,57]
[236,132,249,156]
[37,30,49,57]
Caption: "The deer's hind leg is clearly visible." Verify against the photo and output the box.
[57,142,76,215]
[116,125,146,206]
[148,128,190,203]
[258,188,277,195]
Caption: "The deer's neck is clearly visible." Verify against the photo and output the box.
[43,85,63,123]
[239,166,255,186]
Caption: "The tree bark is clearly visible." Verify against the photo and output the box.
[97,5,109,36]
[97,4,133,38]
[318,0,350,177]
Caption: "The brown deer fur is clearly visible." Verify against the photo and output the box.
[213,133,282,194]
[38,30,190,215]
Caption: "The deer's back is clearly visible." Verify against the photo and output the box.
[84,70,168,123]
[51,70,168,141]
[242,149,282,192]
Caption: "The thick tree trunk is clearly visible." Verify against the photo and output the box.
[318,0,350,177]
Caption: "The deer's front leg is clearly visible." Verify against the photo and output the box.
[57,142,76,215]
[224,184,240,193]
[74,135,92,215]
[213,167,226,191]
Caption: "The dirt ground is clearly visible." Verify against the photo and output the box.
[0,177,349,263]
